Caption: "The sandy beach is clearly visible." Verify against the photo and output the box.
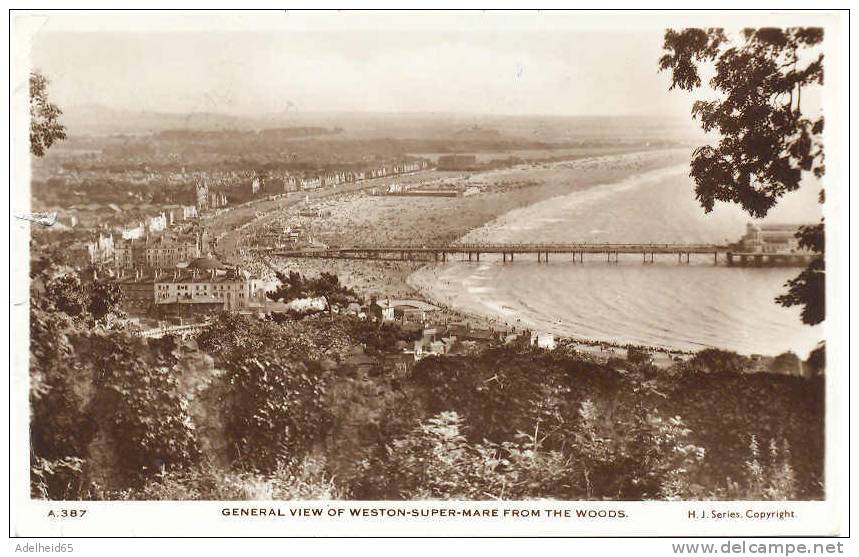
[221,148,708,362]
[223,149,688,291]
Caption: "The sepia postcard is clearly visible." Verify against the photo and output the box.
[8,9,850,539]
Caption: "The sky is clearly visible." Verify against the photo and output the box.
[30,29,700,117]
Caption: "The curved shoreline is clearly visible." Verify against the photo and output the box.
[403,155,705,363]
[405,261,697,363]
[404,154,819,361]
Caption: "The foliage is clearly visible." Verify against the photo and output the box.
[45,273,89,318]
[410,347,622,446]
[266,270,306,302]
[222,351,333,472]
[660,27,824,216]
[31,292,825,500]
[197,312,358,365]
[30,71,67,157]
[716,436,798,500]
[113,456,345,500]
[29,299,96,497]
[405,346,822,499]
[621,402,706,500]
[88,277,124,321]
[346,319,415,355]
[776,223,825,326]
[770,351,801,375]
[89,335,201,482]
[661,371,823,498]
[660,27,825,331]
[362,411,479,499]
[31,282,200,497]
[355,405,705,501]
[626,346,652,366]
[41,267,124,323]
[478,435,575,500]
[30,456,86,500]
[675,348,751,375]
[805,343,825,376]
[561,393,705,500]
[354,411,565,500]
[268,270,357,318]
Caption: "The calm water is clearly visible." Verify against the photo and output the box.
[410,161,823,357]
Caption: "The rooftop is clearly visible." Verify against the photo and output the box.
[187,254,225,270]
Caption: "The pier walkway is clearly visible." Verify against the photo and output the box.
[272,242,722,261]
[258,243,813,266]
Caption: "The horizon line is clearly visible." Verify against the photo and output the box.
[63,103,696,122]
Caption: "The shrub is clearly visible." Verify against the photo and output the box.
[89,335,201,482]
[716,436,799,500]
[223,352,332,472]
[112,456,344,500]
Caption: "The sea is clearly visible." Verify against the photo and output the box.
[409,157,824,358]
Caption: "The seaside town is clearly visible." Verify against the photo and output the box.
[34,151,577,361]
[22,19,830,511]
[32,142,817,374]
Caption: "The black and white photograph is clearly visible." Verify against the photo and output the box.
[8,8,850,540]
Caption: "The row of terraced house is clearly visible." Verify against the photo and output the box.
[281,159,430,192]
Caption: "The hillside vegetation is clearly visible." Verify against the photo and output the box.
[30,272,823,501]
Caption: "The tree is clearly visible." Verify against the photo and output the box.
[308,272,357,319]
[776,224,825,326]
[355,411,577,500]
[30,286,201,496]
[88,277,124,321]
[268,270,356,319]
[266,270,306,302]
[30,71,67,157]
[44,272,88,318]
[659,28,825,330]
[770,351,799,372]
[682,348,750,375]
[41,267,124,322]
[223,352,332,472]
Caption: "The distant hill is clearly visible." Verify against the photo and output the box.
[58,105,703,144]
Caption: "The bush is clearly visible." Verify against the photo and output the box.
[89,335,201,483]
[111,456,344,500]
[715,436,799,500]
[223,351,332,472]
